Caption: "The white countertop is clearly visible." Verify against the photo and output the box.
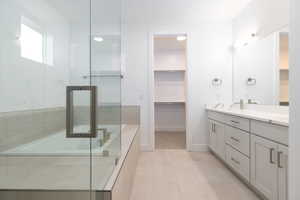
[206,106,289,127]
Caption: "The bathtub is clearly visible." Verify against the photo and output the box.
[0,124,125,156]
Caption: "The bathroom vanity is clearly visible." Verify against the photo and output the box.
[207,106,288,200]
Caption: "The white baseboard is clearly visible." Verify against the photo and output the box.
[189,144,209,152]
[141,144,208,152]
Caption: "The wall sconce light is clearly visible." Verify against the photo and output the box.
[212,78,222,86]
[94,36,104,42]
[177,35,187,41]
[243,33,257,46]
[246,77,256,86]
[234,32,258,48]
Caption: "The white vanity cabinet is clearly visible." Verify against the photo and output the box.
[208,119,226,161]
[208,120,217,152]
[207,110,288,200]
[208,112,250,181]
[250,135,279,200]
[225,144,250,181]
[250,135,289,200]
[278,144,288,200]
[225,126,250,156]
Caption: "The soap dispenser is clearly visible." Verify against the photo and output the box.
[240,99,244,110]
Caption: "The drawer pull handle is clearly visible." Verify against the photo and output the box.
[231,120,240,125]
[270,148,276,164]
[278,152,284,168]
[231,157,240,165]
[230,137,240,143]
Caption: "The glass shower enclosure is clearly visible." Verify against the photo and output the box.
[0,0,122,199]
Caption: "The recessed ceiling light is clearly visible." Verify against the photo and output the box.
[177,36,187,41]
[94,37,104,42]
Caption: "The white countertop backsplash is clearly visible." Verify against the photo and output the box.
[206,104,289,127]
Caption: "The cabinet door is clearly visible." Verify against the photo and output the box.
[278,144,288,200]
[215,121,226,160]
[208,120,217,152]
[251,135,278,200]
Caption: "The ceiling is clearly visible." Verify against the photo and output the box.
[46,0,252,24]
[47,0,121,24]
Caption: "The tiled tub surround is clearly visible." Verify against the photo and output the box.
[0,105,140,152]
[0,125,139,191]
[0,125,124,156]
[74,105,140,125]
[0,105,140,192]
[0,107,66,152]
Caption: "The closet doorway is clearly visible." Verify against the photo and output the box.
[150,33,189,150]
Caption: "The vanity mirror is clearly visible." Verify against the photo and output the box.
[232,0,289,106]
[233,28,289,106]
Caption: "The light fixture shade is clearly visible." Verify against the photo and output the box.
[94,36,103,42]
[177,35,187,41]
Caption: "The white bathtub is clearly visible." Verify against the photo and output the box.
[0,124,125,156]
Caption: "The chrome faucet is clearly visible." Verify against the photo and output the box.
[230,99,244,110]
[214,103,224,109]
[248,99,258,104]
[97,128,110,147]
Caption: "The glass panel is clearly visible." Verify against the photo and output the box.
[90,0,123,192]
[73,90,92,134]
[0,0,122,198]
[0,0,123,199]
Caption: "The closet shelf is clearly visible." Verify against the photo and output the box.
[154,67,186,72]
[154,100,185,104]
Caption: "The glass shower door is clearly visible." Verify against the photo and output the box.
[0,0,122,199]
[90,0,123,192]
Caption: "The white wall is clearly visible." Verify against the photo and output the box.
[289,0,300,199]
[154,50,186,69]
[155,104,186,132]
[69,23,122,105]
[0,0,70,112]
[123,0,233,151]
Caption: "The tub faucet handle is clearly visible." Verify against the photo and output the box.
[97,128,108,134]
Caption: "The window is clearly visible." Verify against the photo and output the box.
[21,24,43,63]
[20,17,54,65]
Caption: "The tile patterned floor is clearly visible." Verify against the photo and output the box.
[155,132,186,150]
[130,150,261,200]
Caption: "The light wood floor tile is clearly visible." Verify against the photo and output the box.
[155,132,186,149]
[130,150,261,200]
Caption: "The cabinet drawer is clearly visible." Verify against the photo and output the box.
[226,145,250,182]
[225,126,250,156]
[251,120,288,146]
[225,115,250,132]
[207,111,225,123]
